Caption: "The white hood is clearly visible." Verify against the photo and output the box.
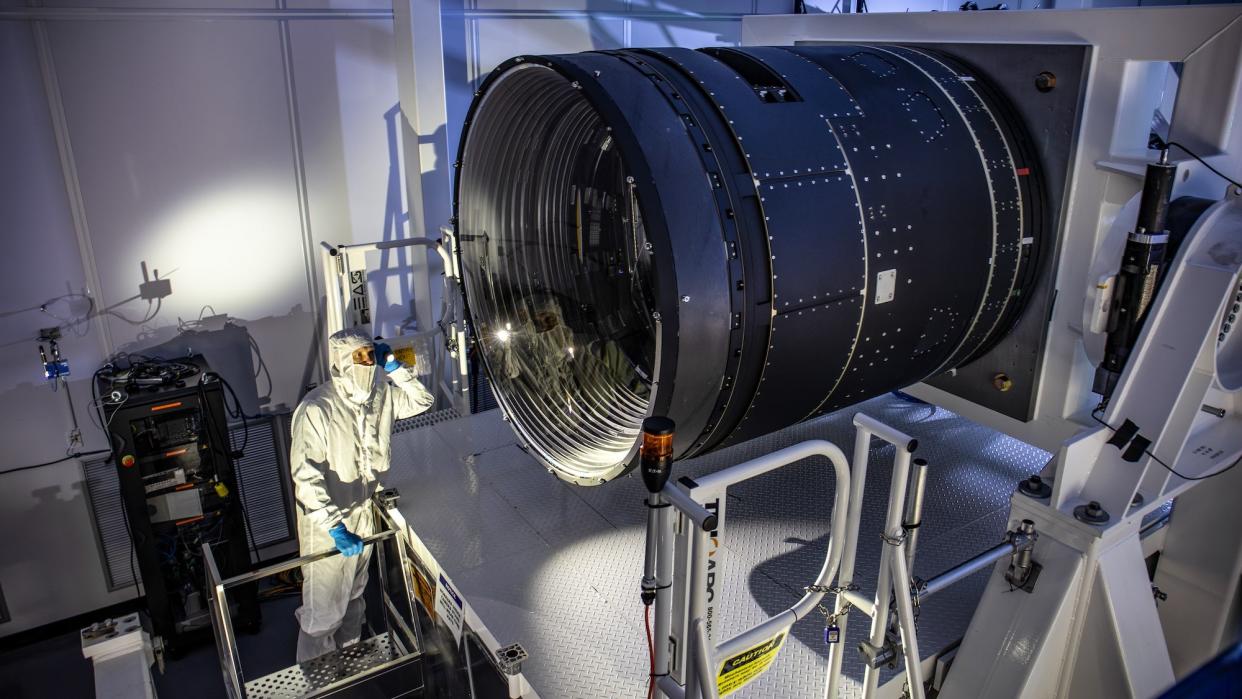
[327,327,377,404]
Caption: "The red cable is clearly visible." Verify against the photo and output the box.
[645,604,655,699]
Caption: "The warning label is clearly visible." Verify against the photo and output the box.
[716,632,787,697]
[434,572,465,645]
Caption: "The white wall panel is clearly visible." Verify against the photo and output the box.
[629,17,741,45]
[471,17,626,75]
[41,0,272,7]
[469,0,630,11]
[46,19,313,411]
[285,0,395,8]
[290,18,418,339]
[0,21,133,637]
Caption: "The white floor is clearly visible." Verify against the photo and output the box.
[383,395,1050,699]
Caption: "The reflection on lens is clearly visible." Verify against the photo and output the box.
[457,64,657,484]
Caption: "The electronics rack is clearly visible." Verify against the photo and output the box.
[98,355,260,653]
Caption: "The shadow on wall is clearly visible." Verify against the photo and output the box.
[0,473,100,631]
[368,105,451,338]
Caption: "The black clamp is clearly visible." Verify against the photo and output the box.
[375,488,401,508]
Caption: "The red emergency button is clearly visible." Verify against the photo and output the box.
[121,454,136,468]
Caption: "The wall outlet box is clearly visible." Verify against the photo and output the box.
[138,278,172,301]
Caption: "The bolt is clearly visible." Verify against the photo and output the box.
[1075,499,1110,524]
[992,372,1014,392]
[1201,404,1226,418]
[681,295,691,303]
[1035,71,1057,92]
[652,311,662,321]
[1019,474,1051,498]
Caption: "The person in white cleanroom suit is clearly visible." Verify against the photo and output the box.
[291,327,434,662]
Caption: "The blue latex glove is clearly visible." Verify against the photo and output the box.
[328,522,364,557]
[374,342,401,373]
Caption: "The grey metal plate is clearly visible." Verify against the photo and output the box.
[244,635,400,699]
[385,394,1049,698]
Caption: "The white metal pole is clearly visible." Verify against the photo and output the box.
[863,445,913,697]
[904,458,929,571]
[889,542,925,699]
[693,618,719,699]
[653,499,675,698]
[826,423,874,699]
[686,526,710,699]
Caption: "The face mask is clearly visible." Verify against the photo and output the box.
[345,362,377,402]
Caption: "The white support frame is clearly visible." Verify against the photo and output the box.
[319,235,469,410]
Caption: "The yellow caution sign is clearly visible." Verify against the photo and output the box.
[716,632,787,697]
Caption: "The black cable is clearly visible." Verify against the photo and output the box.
[89,378,144,597]
[197,373,261,565]
[1168,141,1242,191]
[1150,137,1242,191]
[247,333,274,401]
[1091,405,1242,482]
[117,490,144,598]
[0,449,111,476]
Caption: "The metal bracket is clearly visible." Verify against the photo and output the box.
[375,488,401,508]
[494,643,528,675]
[1006,559,1042,593]
[1003,519,1040,592]
[858,630,903,669]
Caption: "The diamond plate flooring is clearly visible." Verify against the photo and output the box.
[383,395,1050,699]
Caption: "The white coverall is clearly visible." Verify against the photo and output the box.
[291,327,434,662]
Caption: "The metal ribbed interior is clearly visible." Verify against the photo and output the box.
[456,64,657,484]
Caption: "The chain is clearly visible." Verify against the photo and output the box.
[805,583,859,626]
[804,583,858,595]
[910,576,922,624]
[880,529,908,547]
[815,600,853,626]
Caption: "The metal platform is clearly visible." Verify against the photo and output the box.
[243,635,401,699]
[384,395,1050,698]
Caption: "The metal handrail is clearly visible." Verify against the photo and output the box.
[219,529,397,588]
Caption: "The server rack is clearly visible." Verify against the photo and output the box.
[99,355,260,653]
